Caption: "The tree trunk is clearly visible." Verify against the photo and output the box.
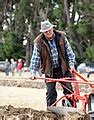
[64,0,71,25]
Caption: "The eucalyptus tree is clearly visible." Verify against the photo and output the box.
[13,0,61,66]
[0,0,8,60]
[0,0,4,27]
[53,0,94,63]
[1,0,25,61]
[72,0,94,62]
[1,0,94,63]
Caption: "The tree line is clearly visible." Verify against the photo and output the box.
[0,0,94,66]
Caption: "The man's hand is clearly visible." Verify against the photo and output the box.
[69,62,75,73]
[69,68,76,77]
[69,68,75,73]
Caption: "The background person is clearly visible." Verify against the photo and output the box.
[17,59,23,76]
[10,58,17,76]
[29,20,76,107]
[4,59,10,76]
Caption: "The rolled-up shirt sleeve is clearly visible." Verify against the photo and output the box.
[29,43,41,75]
[64,37,75,69]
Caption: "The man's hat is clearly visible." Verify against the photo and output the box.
[40,20,54,32]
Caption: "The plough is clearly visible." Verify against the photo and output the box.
[34,69,94,119]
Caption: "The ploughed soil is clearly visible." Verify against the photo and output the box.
[0,72,64,110]
[0,71,92,112]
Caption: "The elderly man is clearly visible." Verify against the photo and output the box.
[29,20,75,107]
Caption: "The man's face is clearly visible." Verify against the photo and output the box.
[43,28,54,40]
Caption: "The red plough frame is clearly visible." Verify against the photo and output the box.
[36,70,94,113]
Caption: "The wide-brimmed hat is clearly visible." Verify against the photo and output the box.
[40,20,54,32]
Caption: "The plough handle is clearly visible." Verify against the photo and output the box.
[72,70,94,88]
